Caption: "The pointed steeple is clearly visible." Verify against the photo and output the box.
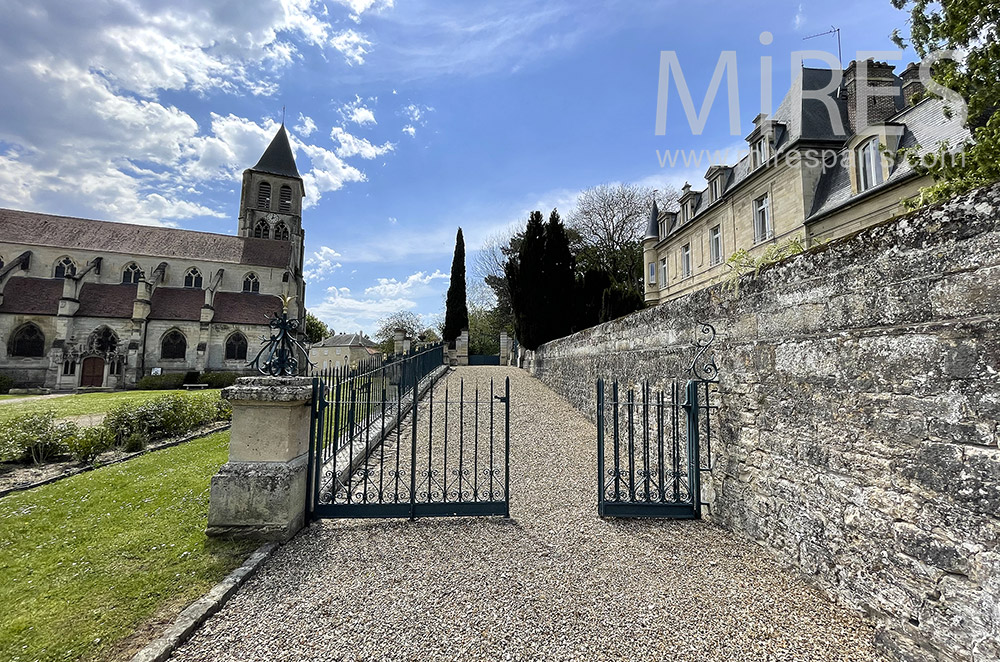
[644,199,660,240]
[251,124,301,179]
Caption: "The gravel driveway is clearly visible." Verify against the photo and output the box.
[172,367,879,662]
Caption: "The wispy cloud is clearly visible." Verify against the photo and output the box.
[793,4,806,31]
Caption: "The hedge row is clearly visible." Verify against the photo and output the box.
[0,392,232,465]
[135,371,240,390]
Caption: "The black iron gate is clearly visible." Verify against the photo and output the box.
[307,346,510,520]
[596,324,718,519]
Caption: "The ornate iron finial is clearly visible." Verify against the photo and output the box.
[248,308,313,376]
[278,292,295,314]
[688,323,719,382]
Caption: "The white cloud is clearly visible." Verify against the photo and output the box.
[309,284,418,335]
[388,216,398,224]
[398,103,433,136]
[0,0,388,224]
[303,246,344,282]
[364,270,448,298]
[339,96,378,125]
[330,127,395,159]
[330,29,372,65]
[295,113,318,136]
[331,0,395,23]
[402,125,416,137]
[793,5,806,30]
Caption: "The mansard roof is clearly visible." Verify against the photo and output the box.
[313,333,377,348]
[0,208,291,268]
[250,124,301,179]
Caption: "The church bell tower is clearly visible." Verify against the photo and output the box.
[238,124,306,312]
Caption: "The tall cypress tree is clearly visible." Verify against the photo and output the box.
[443,227,470,343]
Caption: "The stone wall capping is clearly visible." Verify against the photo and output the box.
[222,376,313,403]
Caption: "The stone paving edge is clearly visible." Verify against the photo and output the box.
[130,541,279,662]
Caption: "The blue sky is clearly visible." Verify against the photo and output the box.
[0,0,915,334]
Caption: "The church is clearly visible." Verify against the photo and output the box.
[0,125,308,390]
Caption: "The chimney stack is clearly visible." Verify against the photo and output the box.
[900,61,924,107]
[843,59,900,134]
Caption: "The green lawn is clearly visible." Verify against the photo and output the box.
[0,431,258,662]
[0,389,221,424]
[0,395,38,402]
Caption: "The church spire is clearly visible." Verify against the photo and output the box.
[251,124,301,179]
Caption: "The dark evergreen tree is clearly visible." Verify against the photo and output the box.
[505,211,546,350]
[543,209,576,341]
[443,227,470,343]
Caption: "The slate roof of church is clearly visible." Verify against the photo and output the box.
[0,208,292,268]
[250,124,301,179]
[76,283,138,318]
[213,292,282,324]
[0,277,63,315]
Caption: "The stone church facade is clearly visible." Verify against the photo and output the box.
[0,125,308,390]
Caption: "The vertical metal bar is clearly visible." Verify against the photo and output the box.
[394,380,402,503]
[379,382,386,503]
[657,390,665,503]
[672,380,681,503]
[362,369,372,504]
[470,383,478,503]
[686,379,702,518]
[596,378,605,516]
[409,364,418,520]
[504,376,510,518]
[428,373,434,503]
[612,381,620,502]
[443,381,449,501]
[458,379,465,502]
[331,371,342,503]
[306,377,318,522]
[489,378,495,500]
[627,388,635,502]
[642,382,651,502]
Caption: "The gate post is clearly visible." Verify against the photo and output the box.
[207,376,314,541]
[684,379,702,520]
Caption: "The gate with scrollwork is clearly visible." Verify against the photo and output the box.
[595,324,719,519]
[306,345,511,520]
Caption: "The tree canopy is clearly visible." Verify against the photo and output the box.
[891,0,1000,204]
[304,312,331,344]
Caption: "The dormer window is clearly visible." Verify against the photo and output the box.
[751,138,769,169]
[279,185,293,213]
[858,137,885,192]
[184,267,203,289]
[658,218,666,239]
[710,177,722,202]
[256,182,272,210]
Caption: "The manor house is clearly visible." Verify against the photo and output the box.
[643,60,970,304]
[0,125,307,390]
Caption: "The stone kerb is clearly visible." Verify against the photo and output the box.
[207,376,312,542]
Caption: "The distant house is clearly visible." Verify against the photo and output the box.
[309,333,379,371]
[642,59,971,305]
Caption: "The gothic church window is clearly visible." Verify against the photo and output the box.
[254,219,271,239]
[273,221,290,241]
[8,323,45,357]
[279,185,293,213]
[122,263,144,284]
[184,267,203,288]
[161,330,187,360]
[54,256,76,278]
[225,333,248,361]
[243,272,260,293]
[257,182,271,210]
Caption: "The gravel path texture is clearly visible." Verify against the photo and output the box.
[172,367,880,662]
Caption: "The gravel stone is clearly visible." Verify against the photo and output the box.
[171,367,881,662]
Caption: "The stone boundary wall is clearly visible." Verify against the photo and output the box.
[527,184,1000,662]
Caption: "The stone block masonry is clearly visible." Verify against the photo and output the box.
[527,183,1000,662]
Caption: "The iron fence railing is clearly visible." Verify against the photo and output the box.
[311,343,444,465]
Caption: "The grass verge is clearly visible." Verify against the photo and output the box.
[0,390,221,424]
[0,430,257,662]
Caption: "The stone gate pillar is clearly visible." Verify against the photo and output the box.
[457,329,469,366]
[207,376,312,541]
[499,332,510,365]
